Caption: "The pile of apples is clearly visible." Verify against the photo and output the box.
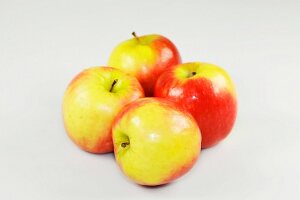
[62,32,237,186]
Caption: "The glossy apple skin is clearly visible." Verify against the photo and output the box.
[112,98,201,186]
[108,34,181,96]
[154,62,237,148]
[63,67,144,153]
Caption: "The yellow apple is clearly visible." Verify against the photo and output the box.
[112,98,201,186]
[108,32,181,96]
[63,67,144,153]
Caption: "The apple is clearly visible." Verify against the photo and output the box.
[112,98,201,186]
[62,67,144,153]
[108,32,181,96]
[154,62,237,148]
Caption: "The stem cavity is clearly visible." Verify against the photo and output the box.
[188,71,197,78]
[121,142,130,148]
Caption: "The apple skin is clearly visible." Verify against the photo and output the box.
[154,62,237,148]
[62,67,144,153]
[108,33,181,96]
[112,98,201,186]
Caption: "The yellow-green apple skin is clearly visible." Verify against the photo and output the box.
[108,33,181,96]
[154,62,237,148]
[112,98,201,186]
[62,67,144,153]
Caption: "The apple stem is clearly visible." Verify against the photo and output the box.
[121,142,130,148]
[132,31,140,42]
[109,79,118,92]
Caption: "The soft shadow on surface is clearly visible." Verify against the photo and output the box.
[200,139,228,153]
[75,147,116,159]
[140,182,174,189]
[91,152,115,159]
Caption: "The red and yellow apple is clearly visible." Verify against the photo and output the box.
[108,32,181,96]
[62,67,144,153]
[154,62,237,148]
[112,98,201,186]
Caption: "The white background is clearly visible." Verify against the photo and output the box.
[1,0,299,199]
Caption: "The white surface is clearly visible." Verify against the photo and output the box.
[1,0,300,199]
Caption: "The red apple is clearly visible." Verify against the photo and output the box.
[108,32,181,96]
[154,62,237,148]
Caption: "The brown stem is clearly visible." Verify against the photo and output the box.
[132,31,139,42]
[109,79,118,92]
